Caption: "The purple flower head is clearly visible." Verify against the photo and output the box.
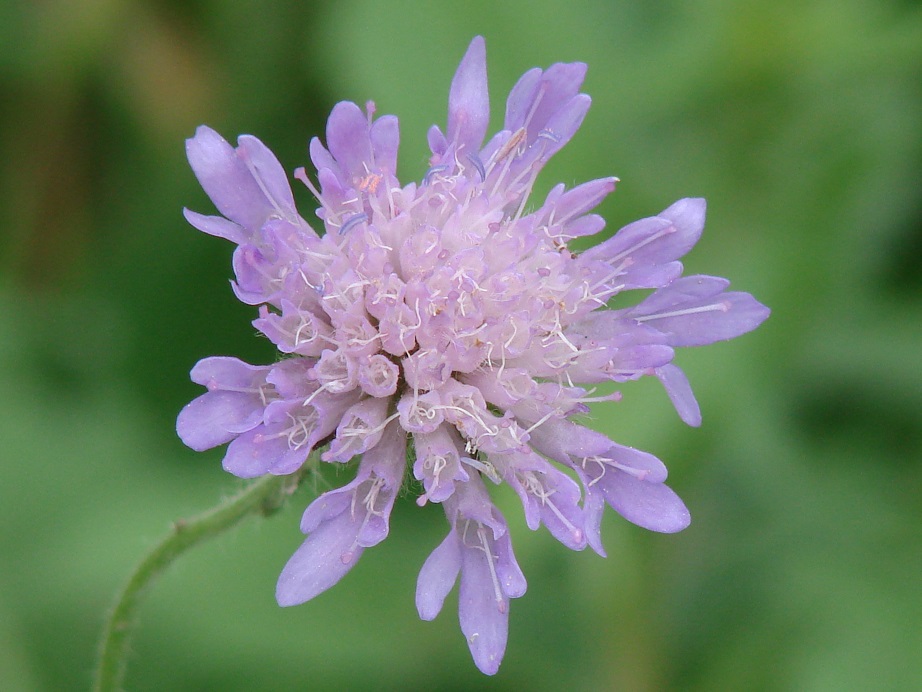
[178,36,769,674]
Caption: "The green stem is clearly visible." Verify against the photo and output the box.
[93,466,313,692]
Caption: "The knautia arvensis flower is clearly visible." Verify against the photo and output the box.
[177,36,769,674]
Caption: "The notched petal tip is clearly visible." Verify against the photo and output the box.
[185,124,221,149]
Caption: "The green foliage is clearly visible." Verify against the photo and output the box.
[1,0,921,689]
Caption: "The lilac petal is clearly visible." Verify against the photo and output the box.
[575,343,674,383]
[503,68,541,132]
[302,422,403,545]
[279,430,405,609]
[178,357,272,450]
[630,275,771,347]
[578,200,705,290]
[581,216,670,256]
[453,471,507,530]
[537,177,617,239]
[658,197,706,245]
[314,166,350,213]
[354,421,407,545]
[414,425,468,504]
[416,528,462,621]
[447,36,489,154]
[266,358,317,400]
[357,354,400,398]
[236,134,298,219]
[616,260,684,290]
[397,390,445,433]
[604,443,670,483]
[308,136,336,174]
[182,208,246,244]
[565,214,607,238]
[323,396,390,462]
[587,198,704,267]
[570,312,667,345]
[299,484,356,535]
[326,101,372,182]
[286,392,363,469]
[458,555,506,675]
[230,244,274,305]
[656,363,701,426]
[570,442,668,489]
[460,367,535,409]
[369,114,400,174]
[536,93,591,160]
[186,126,294,235]
[254,301,330,357]
[427,124,448,158]
[189,356,262,387]
[610,343,675,372]
[582,488,607,557]
[459,528,518,676]
[525,417,614,467]
[176,391,263,451]
[494,530,527,599]
[555,177,616,218]
[221,424,307,478]
[504,62,587,140]
[275,510,366,606]
[508,459,586,550]
[598,469,690,533]
[572,443,681,539]
[186,126,263,231]
[225,396,335,477]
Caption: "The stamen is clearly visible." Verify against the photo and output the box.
[464,456,500,484]
[524,409,557,434]
[254,412,317,449]
[343,475,387,563]
[521,83,546,132]
[441,404,496,436]
[357,172,383,194]
[295,167,338,221]
[301,380,338,407]
[611,461,650,481]
[635,301,730,323]
[424,164,451,185]
[240,150,298,225]
[605,224,675,266]
[580,455,607,487]
[339,212,368,235]
[574,390,622,405]
[475,523,506,613]
[465,152,486,181]
[340,412,400,442]
[492,127,527,166]
[543,494,583,544]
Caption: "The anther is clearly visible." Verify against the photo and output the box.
[339,213,368,235]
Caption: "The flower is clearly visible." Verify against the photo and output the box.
[177,36,769,674]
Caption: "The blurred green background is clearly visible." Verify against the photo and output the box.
[2,0,921,689]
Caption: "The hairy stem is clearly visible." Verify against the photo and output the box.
[93,465,313,692]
